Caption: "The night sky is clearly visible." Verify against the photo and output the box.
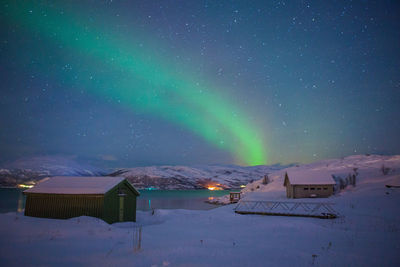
[0,1,399,167]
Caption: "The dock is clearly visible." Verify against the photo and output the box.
[234,200,338,219]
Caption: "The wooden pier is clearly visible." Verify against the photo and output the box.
[234,200,338,219]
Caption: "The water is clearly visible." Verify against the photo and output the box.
[137,189,229,210]
[0,188,25,213]
[0,188,229,213]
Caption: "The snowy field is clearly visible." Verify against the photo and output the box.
[0,155,399,266]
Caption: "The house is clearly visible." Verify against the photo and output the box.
[23,176,140,223]
[283,171,336,198]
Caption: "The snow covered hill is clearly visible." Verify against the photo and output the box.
[241,154,400,200]
[0,155,289,189]
[108,164,289,190]
[0,156,105,187]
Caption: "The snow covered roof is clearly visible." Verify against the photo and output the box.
[386,176,400,187]
[285,170,336,185]
[24,176,129,195]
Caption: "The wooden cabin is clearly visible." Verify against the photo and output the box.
[23,176,140,223]
[283,171,335,199]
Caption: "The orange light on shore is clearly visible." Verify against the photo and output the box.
[207,186,223,191]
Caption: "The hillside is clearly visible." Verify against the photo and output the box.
[108,164,289,189]
[0,156,289,189]
[0,156,105,187]
[0,154,399,266]
[241,154,400,199]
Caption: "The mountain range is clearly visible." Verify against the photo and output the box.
[0,156,289,189]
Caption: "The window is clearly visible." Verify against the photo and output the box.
[310,188,315,190]
[323,188,328,190]
[317,188,321,190]
[304,188,309,190]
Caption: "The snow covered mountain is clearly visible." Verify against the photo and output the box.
[3,154,397,191]
[0,155,290,189]
[108,164,290,190]
[0,156,105,187]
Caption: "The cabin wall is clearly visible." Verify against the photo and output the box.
[124,183,137,222]
[103,181,137,223]
[293,185,334,198]
[286,185,294,198]
[24,194,104,219]
[285,183,294,198]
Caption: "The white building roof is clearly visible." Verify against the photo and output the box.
[24,176,127,195]
[286,170,336,185]
[386,176,400,187]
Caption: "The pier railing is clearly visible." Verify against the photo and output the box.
[234,200,338,219]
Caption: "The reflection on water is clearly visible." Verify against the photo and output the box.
[0,188,229,213]
[17,193,24,212]
[137,190,229,210]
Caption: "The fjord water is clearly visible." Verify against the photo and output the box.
[0,188,229,213]
[0,188,25,213]
[137,189,229,210]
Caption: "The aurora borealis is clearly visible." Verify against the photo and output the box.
[2,1,266,165]
[0,1,399,166]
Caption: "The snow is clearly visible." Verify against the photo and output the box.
[285,170,336,185]
[1,154,400,266]
[24,176,126,194]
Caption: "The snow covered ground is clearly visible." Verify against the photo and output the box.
[0,155,399,266]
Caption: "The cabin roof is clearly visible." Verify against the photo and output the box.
[285,170,336,185]
[24,176,131,195]
[385,175,400,187]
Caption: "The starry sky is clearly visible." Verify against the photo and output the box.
[0,1,399,167]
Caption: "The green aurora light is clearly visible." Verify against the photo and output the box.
[4,2,267,165]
